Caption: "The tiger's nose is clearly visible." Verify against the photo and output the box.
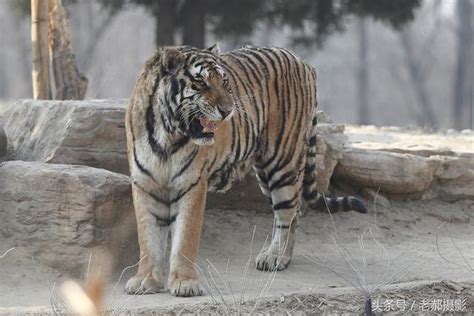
[217,105,233,120]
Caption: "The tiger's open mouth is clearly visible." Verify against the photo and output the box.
[189,116,221,140]
[199,117,219,133]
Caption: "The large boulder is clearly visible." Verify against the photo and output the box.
[1,99,129,174]
[335,126,474,201]
[0,161,136,274]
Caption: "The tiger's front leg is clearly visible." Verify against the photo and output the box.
[168,176,207,297]
[125,184,169,294]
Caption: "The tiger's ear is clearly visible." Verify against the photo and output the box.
[206,43,220,54]
[161,48,185,74]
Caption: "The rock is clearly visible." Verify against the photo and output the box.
[0,124,6,157]
[316,110,332,124]
[0,161,136,274]
[1,99,129,174]
[432,155,474,201]
[335,126,474,200]
[335,147,438,195]
[314,121,347,193]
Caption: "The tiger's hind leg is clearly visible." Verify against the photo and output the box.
[255,166,303,271]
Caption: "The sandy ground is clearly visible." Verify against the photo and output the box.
[0,198,473,314]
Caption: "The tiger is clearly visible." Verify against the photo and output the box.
[125,44,367,297]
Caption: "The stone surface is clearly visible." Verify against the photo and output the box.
[313,112,347,193]
[335,126,474,200]
[1,99,129,174]
[0,161,136,274]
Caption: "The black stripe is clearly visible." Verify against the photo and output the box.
[269,170,296,191]
[170,77,180,103]
[169,176,202,205]
[168,213,178,225]
[214,169,230,191]
[305,163,316,174]
[256,170,268,183]
[133,148,153,178]
[276,224,290,229]
[156,213,178,227]
[170,136,190,154]
[146,101,168,159]
[273,194,298,211]
[308,135,316,146]
[328,198,340,211]
[207,154,218,174]
[130,108,159,184]
[343,196,350,210]
[302,174,315,187]
[172,149,198,181]
[160,113,171,132]
[133,181,168,205]
[303,190,318,201]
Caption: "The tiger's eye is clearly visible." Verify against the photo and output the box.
[194,79,207,90]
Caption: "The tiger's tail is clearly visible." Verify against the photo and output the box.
[302,111,367,214]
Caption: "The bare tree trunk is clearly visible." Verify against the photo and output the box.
[453,0,473,129]
[182,0,206,48]
[48,0,88,100]
[155,0,178,47]
[31,0,51,99]
[399,29,438,128]
[357,18,370,125]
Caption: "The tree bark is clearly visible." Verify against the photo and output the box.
[31,0,51,99]
[181,0,206,48]
[452,0,473,129]
[399,29,438,128]
[48,0,88,100]
[155,0,178,47]
[357,18,370,125]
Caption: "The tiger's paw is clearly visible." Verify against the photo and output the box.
[125,275,161,295]
[255,251,291,271]
[168,276,202,297]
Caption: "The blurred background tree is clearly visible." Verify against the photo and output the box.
[3,0,472,129]
[12,0,421,48]
[93,0,422,48]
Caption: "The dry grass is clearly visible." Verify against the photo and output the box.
[191,225,287,314]
[436,222,473,274]
[304,191,439,315]
[0,247,15,259]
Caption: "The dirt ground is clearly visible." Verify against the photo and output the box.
[0,198,473,314]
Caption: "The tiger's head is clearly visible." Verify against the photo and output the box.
[157,44,235,146]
